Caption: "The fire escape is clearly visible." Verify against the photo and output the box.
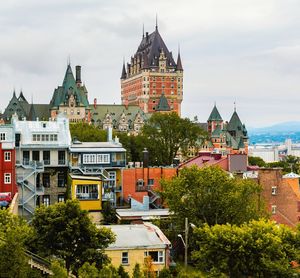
[136,180,161,209]
[16,160,44,217]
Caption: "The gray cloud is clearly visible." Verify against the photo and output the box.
[0,0,300,127]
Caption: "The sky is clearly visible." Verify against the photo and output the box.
[0,0,300,128]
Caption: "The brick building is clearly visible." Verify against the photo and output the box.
[121,23,183,115]
[122,166,176,208]
[0,125,17,196]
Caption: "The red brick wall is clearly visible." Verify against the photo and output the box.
[258,169,300,227]
[122,167,177,203]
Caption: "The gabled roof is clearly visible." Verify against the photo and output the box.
[3,91,27,120]
[208,105,222,121]
[135,27,176,69]
[18,91,28,103]
[156,93,170,111]
[50,64,89,109]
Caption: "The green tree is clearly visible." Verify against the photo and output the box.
[70,122,107,142]
[30,200,115,274]
[118,265,130,278]
[78,262,99,278]
[98,265,120,277]
[141,112,207,166]
[102,201,118,224]
[248,156,266,167]
[132,263,144,278]
[51,260,68,278]
[0,209,37,278]
[161,166,266,228]
[158,267,172,278]
[192,219,299,277]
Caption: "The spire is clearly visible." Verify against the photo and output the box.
[142,23,145,38]
[28,100,37,121]
[13,89,16,98]
[208,104,222,122]
[121,59,127,79]
[176,46,183,71]
[18,90,28,103]
[234,101,236,112]
[155,14,158,31]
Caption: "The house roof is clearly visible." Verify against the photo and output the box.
[156,93,170,111]
[227,111,243,132]
[208,105,222,121]
[103,223,171,250]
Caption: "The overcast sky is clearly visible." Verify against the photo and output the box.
[0,0,300,127]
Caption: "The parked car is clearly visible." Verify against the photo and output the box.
[0,192,12,208]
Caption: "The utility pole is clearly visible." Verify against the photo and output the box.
[184,217,188,268]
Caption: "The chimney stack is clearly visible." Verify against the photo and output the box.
[94,98,97,109]
[143,148,149,168]
[76,65,81,85]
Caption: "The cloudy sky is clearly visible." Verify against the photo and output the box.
[0,0,300,127]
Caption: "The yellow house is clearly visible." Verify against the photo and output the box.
[103,223,171,276]
[69,174,102,211]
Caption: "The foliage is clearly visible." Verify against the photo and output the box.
[141,112,207,166]
[161,165,266,228]
[132,263,144,278]
[192,219,300,277]
[51,260,68,278]
[158,267,172,278]
[30,200,115,274]
[143,256,155,278]
[78,262,99,278]
[102,201,118,224]
[0,209,37,278]
[118,265,130,278]
[248,156,266,167]
[98,264,120,277]
[70,122,107,142]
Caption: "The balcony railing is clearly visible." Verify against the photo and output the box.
[76,193,99,200]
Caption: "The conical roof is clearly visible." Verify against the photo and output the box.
[208,105,222,121]
[156,93,170,111]
[176,52,183,71]
[121,62,126,79]
[28,103,37,121]
[18,91,28,103]
[227,111,243,132]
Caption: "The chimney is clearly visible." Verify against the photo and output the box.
[94,98,97,109]
[143,148,149,168]
[76,65,81,85]
[107,127,113,142]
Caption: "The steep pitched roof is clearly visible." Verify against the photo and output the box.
[3,91,27,121]
[135,28,176,69]
[176,52,183,71]
[50,64,89,108]
[227,111,243,132]
[156,93,170,111]
[18,91,28,103]
[121,62,126,79]
[208,105,222,121]
[28,103,37,121]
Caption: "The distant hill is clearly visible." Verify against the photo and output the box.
[248,121,300,135]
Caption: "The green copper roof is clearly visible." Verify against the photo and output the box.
[227,111,243,132]
[50,65,89,108]
[208,105,222,121]
[211,125,222,138]
[156,93,170,111]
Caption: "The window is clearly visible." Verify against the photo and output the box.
[122,252,129,265]
[148,179,154,186]
[42,195,50,207]
[32,151,40,162]
[271,205,276,214]
[43,151,50,165]
[76,184,98,200]
[58,151,65,165]
[271,186,277,195]
[83,154,110,164]
[43,173,50,187]
[0,133,6,141]
[23,151,29,165]
[144,251,164,263]
[77,110,80,115]
[58,194,65,203]
[4,152,11,162]
[4,173,11,184]
[57,173,65,187]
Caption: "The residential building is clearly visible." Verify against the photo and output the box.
[122,166,176,208]
[121,23,183,115]
[0,125,17,196]
[68,131,126,209]
[104,223,171,276]
[13,114,71,218]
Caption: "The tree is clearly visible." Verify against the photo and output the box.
[102,201,118,224]
[141,112,207,166]
[51,260,68,278]
[30,200,115,274]
[248,156,266,167]
[192,219,300,277]
[158,267,172,278]
[78,262,99,278]
[161,165,266,228]
[132,263,144,278]
[143,256,155,278]
[0,209,37,278]
[70,122,107,142]
[98,265,120,277]
[117,265,130,278]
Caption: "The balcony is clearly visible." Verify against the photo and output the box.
[76,192,99,200]
[111,160,126,167]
